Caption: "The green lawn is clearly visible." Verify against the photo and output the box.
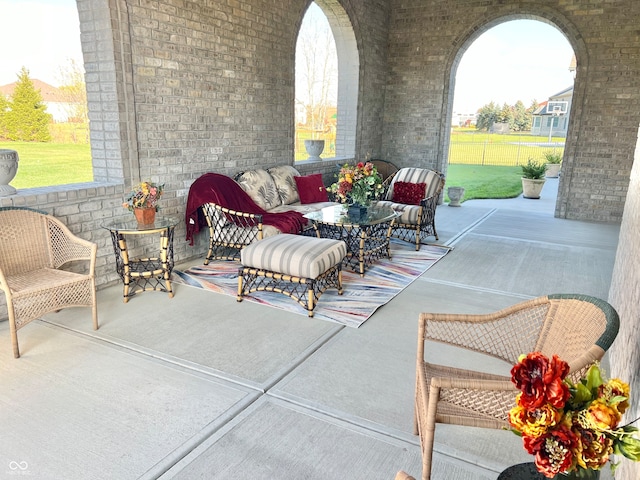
[1,141,93,188]
[444,164,523,202]
[3,140,522,204]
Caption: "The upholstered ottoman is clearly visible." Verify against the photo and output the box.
[238,234,346,317]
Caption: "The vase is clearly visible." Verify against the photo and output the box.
[498,463,600,479]
[0,149,19,196]
[304,139,325,161]
[447,186,465,207]
[347,203,368,219]
[133,207,156,226]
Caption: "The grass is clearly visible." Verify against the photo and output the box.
[1,141,93,189]
[444,164,523,202]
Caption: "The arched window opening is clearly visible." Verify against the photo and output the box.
[295,1,358,162]
[447,19,574,206]
[0,0,92,190]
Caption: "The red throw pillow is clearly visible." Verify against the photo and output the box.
[294,174,329,204]
[392,181,426,205]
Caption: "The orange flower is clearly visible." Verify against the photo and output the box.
[584,400,621,431]
[511,352,570,409]
[509,395,561,437]
[599,378,630,414]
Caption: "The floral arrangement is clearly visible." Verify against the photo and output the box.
[122,181,164,212]
[509,352,640,478]
[328,161,383,206]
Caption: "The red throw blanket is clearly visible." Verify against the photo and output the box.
[185,173,308,245]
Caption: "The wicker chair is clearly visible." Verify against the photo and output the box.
[371,159,400,183]
[376,167,445,251]
[414,294,620,480]
[0,207,98,358]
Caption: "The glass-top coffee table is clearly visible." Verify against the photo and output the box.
[304,204,399,277]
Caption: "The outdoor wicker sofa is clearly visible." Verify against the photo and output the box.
[185,166,339,262]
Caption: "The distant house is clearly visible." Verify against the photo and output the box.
[0,79,75,123]
[451,112,477,127]
[530,86,573,138]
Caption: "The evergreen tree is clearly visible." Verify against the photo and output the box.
[512,100,531,132]
[5,67,51,142]
[475,102,499,131]
[497,102,515,129]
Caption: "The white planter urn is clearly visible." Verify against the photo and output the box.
[0,149,19,196]
[545,163,561,178]
[521,177,546,199]
[304,139,325,161]
[447,186,465,207]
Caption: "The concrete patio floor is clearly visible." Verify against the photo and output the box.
[0,177,621,479]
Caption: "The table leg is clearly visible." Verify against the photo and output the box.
[117,233,131,303]
[358,229,366,277]
[160,228,174,298]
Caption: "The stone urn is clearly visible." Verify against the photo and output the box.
[0,149,19,196]
[304,139,325,161]
[545,163,561,178]
[447,186,465,207]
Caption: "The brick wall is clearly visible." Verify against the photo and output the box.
[608,124,640,480]
[384,0,640,222]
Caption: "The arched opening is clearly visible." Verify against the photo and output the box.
[295,1,358,162]
[446,19,575,210]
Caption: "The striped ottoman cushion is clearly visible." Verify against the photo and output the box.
[241,234,346,279]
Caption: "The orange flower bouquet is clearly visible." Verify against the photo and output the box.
[509,352,640,479]
[328,161,383,206]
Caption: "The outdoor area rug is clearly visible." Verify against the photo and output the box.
[172,240,451,328]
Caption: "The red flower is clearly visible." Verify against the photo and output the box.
[511,352,570,409]
[524,424,578,478]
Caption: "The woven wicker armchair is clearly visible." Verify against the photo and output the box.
[376,167,445,251]
[0,207,98,358]
[415,294,619,480]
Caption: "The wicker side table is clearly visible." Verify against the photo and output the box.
[102,215,179,303]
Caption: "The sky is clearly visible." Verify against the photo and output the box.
[0,0,83,87]
[453,20,575,113]
[0,2,575,113]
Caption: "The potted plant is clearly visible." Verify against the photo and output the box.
[543,151,563,178]
[123,181,164,225]
[521,159,547,199]
[328,161,383,218]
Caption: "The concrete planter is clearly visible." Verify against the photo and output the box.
[447,186,465,207]
[545,163,561,178]
[304,139,325,161]
[522,177,546,199]
[0,149,19,196]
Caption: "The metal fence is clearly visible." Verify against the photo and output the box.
[448,141,564,166]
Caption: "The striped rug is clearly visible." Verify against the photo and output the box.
[172,240,451,328]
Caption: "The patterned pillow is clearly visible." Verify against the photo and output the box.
[235,169,279,210]
[392,181,426,205]
[294,174,329,204]
[268,165,300,205]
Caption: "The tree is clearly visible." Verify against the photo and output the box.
[4,67,51,142]
[497,102,514,129]
[56,58,89,143]
[0,95,9,140]
[475,102,499,131]
[295,4,337,139]
[512,100,530,132]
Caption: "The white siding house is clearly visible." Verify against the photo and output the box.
[530,86,573,138]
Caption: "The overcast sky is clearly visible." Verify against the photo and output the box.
[0,2,575,115]
[453,20,575,113]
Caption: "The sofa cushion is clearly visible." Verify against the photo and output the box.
[236,169,280,210]
[268,165,300,205]
[392,181,426,205]
[294,174,329,204]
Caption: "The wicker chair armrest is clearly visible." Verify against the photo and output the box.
[47,217,97,273]
[202,202,263,224]
[429,376,514,391]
